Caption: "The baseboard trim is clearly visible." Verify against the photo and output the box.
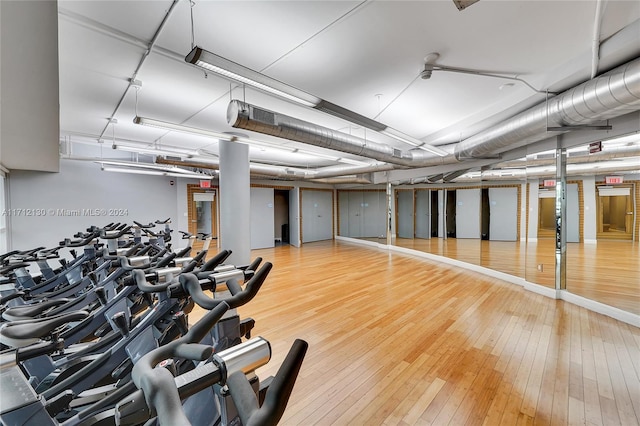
[336,236,639,327]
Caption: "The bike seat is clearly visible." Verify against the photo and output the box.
[2,298,70,321]
[0,310,89,348]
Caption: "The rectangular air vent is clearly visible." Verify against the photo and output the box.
[393,149,402,158]
[251,108,276,126]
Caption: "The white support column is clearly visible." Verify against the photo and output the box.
[219,139,250,265]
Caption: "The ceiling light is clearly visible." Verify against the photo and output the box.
[185,46,447,156]
[134,116,226,139]
[95,160,175,171]
[338,157,373,166]
[102,167,212,179]
[185,47,320,107]
[381,128,449,156]
[113,143,196,158]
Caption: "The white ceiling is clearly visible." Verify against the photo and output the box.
[58,0,640,179]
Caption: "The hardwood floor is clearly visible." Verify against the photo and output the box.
[392,238,640,315]
[192,241,640,425]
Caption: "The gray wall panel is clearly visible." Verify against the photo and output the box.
[489,187,518,241]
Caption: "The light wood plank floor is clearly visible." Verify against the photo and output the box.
[392,238,640,315]
[192,240,640,426]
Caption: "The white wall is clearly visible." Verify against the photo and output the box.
[8,160,177,250]
[0,0,59,172]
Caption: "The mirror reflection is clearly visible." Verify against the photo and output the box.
[337,133,639,316]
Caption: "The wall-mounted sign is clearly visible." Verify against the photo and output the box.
[605,176,624,185]
[199,180,211,188]
[543,179,556,187]
[589,141,602,154]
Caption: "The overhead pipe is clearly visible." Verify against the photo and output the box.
[400,161,639,185]
[493,143,640,168]
[229,58,640,169]
[227,100,457,168]
[453,162,640,182]
[454,58,640,159]
[154,155,388,182]
[310,174,373,184]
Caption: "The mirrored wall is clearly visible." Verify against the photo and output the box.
[337,187,387,243]
[337,134,639,316]
[0,173,7,254]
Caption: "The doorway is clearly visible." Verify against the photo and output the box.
[301,189,333,243]
[274,189,290,245]
[596,185,634,240]
[446,190,456,238]
[430,190,439,237]
[187,186,218,251]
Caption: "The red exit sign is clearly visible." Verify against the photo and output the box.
[543,179,556,187]
[605,176,624,185]
[199,180,211,188]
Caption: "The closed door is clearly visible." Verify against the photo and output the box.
[489,187,518,241]
[362,191,386,238]
[301,190,333,243]
[396,190,414,238]
[415,190,430,239]
[455,189,481,239]
[250,187,275,249]
[347,191,364,237]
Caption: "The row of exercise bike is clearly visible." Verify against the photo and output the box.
[0,220,307,426]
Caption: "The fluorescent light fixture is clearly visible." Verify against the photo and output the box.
[338,157,372,166]
[186,47,320,108]
[134,116,227,140]
[381,128,449,157]
[102,167,213,180]
[95,160,176,171]
[186,46,448,157]
[115,145,193,157]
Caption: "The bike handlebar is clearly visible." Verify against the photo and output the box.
[101,226,132,240]
[133,221,155,229]
[229,339,308,426]
[119,255,152,271]
[59,232,100,247]
[130,302,229,425]
[178,262,272,310]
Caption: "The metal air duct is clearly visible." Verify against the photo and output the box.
[227,100,457,168]
[228,58,640,169]
[453,58,640,159]
[494,143,640,168]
